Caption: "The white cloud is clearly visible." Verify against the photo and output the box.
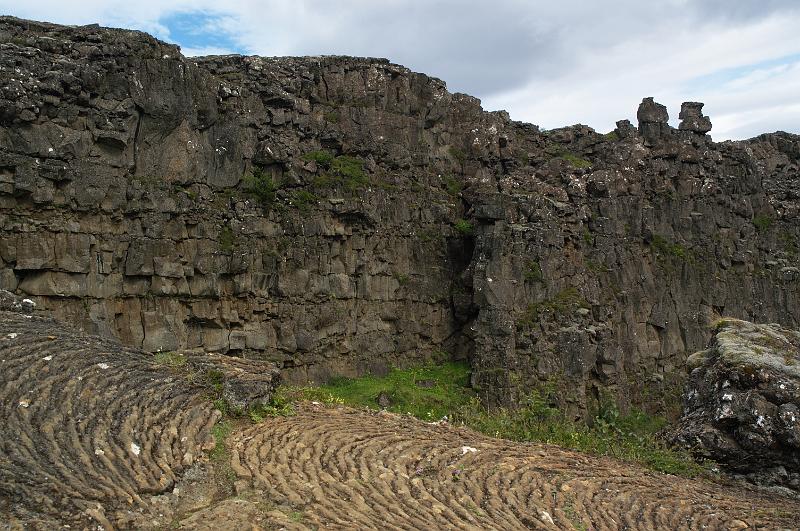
[180,45,238,57]
[2,1,799,139]
[482,12,800,139]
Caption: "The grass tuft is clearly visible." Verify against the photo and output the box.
[153,351,187,368]
[454,219,474,236]
[752,214,773,233]
[243,167,279,207]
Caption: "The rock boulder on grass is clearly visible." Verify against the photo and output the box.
[669,318,800,490]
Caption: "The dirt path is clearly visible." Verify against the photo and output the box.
[208,404,799,530]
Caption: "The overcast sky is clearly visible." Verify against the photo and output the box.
[3,1,799,139]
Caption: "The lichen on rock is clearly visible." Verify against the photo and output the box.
[670,318,800,490]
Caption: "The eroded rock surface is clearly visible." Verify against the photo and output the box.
[670,318,800,490]
[2,287,800,528]
[223,404,800,530]
[0,17,798,417]
[679,101,712,134]
[0,290,278,527]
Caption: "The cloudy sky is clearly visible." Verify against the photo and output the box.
[3,1,799,139]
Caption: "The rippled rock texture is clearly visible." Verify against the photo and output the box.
[2,287,799,528]
[670,318,800,490]
[0,16,798,416]
[224,404,800,530]
[0,290,278,527]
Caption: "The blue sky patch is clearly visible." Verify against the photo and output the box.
[156,11,246,55]
[686,53,800,92]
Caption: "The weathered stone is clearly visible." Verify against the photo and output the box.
[637,97,670,144]
[669,319,800,490]
[679,101,712,134]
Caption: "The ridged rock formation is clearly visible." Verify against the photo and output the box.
[0,289,278,527]
[670,318,800,489]
[0,16,798,415]
[229,405,800,529]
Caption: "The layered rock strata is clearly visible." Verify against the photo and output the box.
[0,17,798,414]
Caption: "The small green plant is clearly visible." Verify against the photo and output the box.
[209,419,237,494]
[303,150,368,190]
[174,185,197,201]
[289,511,304,522]
[449,146,467,164]
[243,167,279,207]
[454,219,474,236]
[393,272,410,286]
[559,151,592,169]
[248,395,295,422]
[331,155,367,188]
[442,174,463,196]
[752,214,773,233]
[585,259,611,274]
[518,287,589,327]
[302,149,335,167]
[323,110,340,123]
[523,260,545,283]
[545,145,592,169]
[290,189,317,212]
[649,235,688,260]
[219,226,235,252]
[582,230,593,247]
[153,351,187,368]
[603,131,619,141]
[210,420,233,461]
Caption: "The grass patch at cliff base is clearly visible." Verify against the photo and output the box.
[277,362,708,478]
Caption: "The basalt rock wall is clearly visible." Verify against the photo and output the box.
[1,17,798,415]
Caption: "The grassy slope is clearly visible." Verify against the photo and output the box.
[275,362,707,478]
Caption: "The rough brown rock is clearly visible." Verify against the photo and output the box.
[679,101,713,134]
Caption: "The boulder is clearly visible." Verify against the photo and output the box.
[678,102,712,134]
[636,97,670,144]
[668,318,800,490]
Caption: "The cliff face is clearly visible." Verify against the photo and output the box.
[1,17,798,414]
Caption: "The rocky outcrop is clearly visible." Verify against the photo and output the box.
[636,97,670,144]
[669,318,800,490]
[679,102,712,134]
[0,16,798,416]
